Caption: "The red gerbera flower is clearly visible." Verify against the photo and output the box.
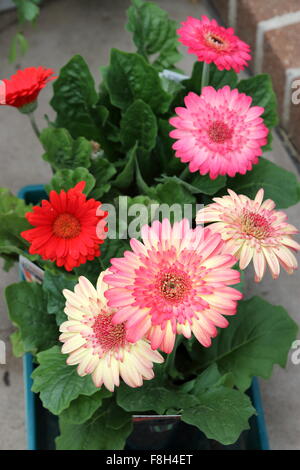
[0,66,56,110]
[21,182,108,272]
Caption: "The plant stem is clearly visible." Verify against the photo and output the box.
[28,112,40,139]
[201,62,210,92]
[179,166,190,181]
[165,336,183,376]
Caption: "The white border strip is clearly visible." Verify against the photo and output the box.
[255,10,300,74]
[228,0,237,29]
[282,67,300,128]
[0,81,6,104]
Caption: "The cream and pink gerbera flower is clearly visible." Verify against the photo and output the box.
[59,273,164,392]
[177,16,251,73]
[196,189,300,282]
[104,219,242,354]
[169,86,269,180]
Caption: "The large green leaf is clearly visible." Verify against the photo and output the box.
[56,399,133,450]
[182,386,255,445]
[189,296,298,391]
[42,271,77,326]
[117,369,193,414]
[5,282,58,354]
[126,0,182,71]
[46,167,96,196]
[237,74,278,130]
[31,346,98,415]
[159,174,227,197]
[120,99,157,154]
[40,127,92,170]
[60,390,112,425]
[106,49,172,114]
[227,157,300,209]
[51,55,99,140]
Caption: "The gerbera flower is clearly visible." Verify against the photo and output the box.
[177,16,251,73]
[196,189,300,282]
[104,219,242,354]
[59,273,164,391]
[169,86,269,180]
[0,66,56,111]
[21,182,108,272]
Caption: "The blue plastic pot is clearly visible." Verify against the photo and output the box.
[18,185,270,451]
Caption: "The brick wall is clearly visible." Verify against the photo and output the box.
[210,0,300,158]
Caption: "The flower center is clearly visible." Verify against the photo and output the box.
[92,311,126,352]
[52,213,81,239]
[206,32,226,50]
[240,210,272,240]
[208,121,233,144]
[158,270,191,304]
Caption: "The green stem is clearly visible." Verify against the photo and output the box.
[28,112,40,139]
[179,166,190,181]
[201,62,210,92]
[165,336,183,376]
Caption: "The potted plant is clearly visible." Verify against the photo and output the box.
[1,0,299,451]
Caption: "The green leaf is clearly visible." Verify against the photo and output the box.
[43,271,77,326]
[5,282,58,354]
[31,346,98,415]
[8,32,29,63]
[156,119,185,175]
[10,329,25,358]
[182,386,255,445]
[117,370,194,415]
[46,167,96,195]
[40,127,92,170]
[60,390,112,424]
[227,157,300,209]
[120,100,157,154]
[190,296,298,391]
[0,189,32,266]
[56,399,133,450]
[112,145,137,190]
[106,49,172,114]
[89,157,117,200]
[184,62,238,94]
[126,0,182,71]
[15,0,40,23]
[153,179,196,205]
[51,55,99,140]
[237,74,278,130]
[159,174,227,197]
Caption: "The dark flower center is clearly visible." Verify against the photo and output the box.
[53,213,81,239]
[208,120,233,144]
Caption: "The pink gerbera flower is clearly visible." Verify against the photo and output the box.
[104,219,242,354]
[196,189,300,282]
[60,272,164,392]
[169,86,269,180]
[177,16,251,73]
